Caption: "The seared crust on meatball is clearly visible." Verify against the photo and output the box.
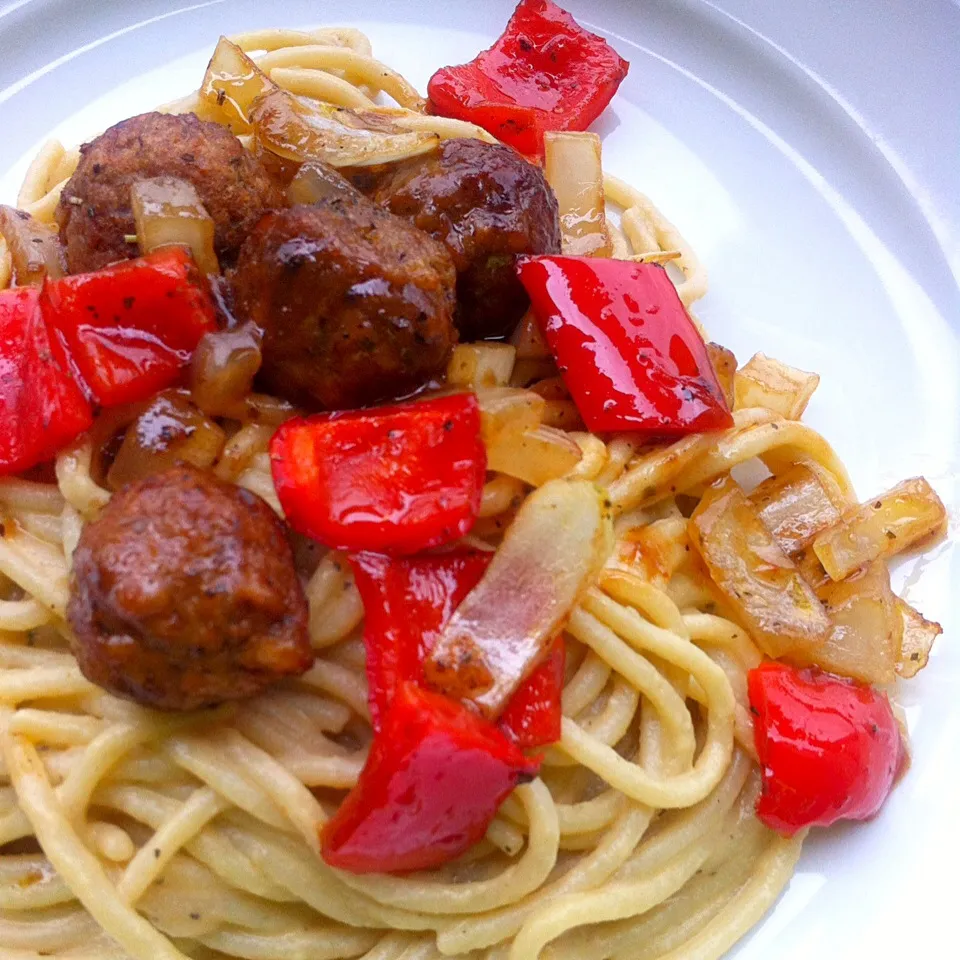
[56,112,283,273]
[67,465,312,711]
[230,195,457,411]
[366,138,561,340]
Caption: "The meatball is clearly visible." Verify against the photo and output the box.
[67,465,312,711]
[56,112,282,274]
[366,138,561,340]
[231,194,457,410]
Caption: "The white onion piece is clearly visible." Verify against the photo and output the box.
[706,342,737,409]
[286,161,360,205]
[106,390,226,491]
[0,205,64,286]
[801,562,902,685]
[477,387,546,447]
[734,352,820,420]
[447,343,516,390]
[896,598,941,679]
[201,36,275,132]
[543,131,611,257]
[485,425,582,487]
[423,478,613,718]
[250,87,438,168]
[690,475,831,660]
[190,324,263,417]
[812,477,947,582]
[748,463,844,556]
[130,177,219,275]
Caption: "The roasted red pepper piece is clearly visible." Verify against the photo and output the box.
[321,681,539,873]
[498,636,565,748]
[351,551,491,731]
[0,287,92,475]
[748,661,904,836]
[270,394,486,555]
[517,256,733,435]
[428,0,629,156]
[41,247,217,407]
[351,551,564,748]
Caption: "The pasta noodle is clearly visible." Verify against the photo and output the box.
[0,22,924,960]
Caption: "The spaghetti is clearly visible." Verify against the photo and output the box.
[0,22,935,960]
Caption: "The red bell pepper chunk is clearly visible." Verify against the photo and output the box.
[351,550,491,731]
[428,0,629,156]
[498,636,565,748]
[0,287,92,475]
[351,551,564,748]
[748,662,904,836]
[270,394,486,555]
[321,681,539,873]
[517,256,733,435]
[41,247,217,407]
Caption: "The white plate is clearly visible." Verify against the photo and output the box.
[1,1,957,957]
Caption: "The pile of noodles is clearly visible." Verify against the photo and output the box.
[0,26,867,960]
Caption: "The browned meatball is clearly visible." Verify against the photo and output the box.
[67,465,312,711]
[230,194,457,410]
[364,138,561,340]
[56,112,282,273]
